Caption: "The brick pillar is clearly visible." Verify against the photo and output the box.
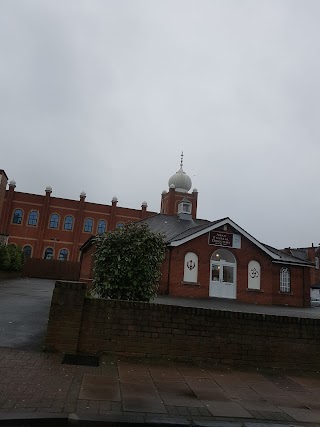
[191,189,198,219]
[167,186,176,215]
[34,187,52,258]
[45,281,87,353]
[110,197,118,230]
[0,170,8,230]
[70,193,86,261]
[1,180,16,235]
[140,201,147,219]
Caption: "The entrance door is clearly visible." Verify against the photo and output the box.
[209,249,237,299]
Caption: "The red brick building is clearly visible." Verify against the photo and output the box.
[0,169,155,262]
[79,160,319,307]
[1,158,319,306]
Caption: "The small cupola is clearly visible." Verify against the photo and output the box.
[178,197,192,220]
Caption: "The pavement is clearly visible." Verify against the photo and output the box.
[1,278,320,426]
[1,347,320,426]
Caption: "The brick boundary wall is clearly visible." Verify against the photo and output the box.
[46,281,320,370]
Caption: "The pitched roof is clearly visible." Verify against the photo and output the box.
[138,213,213,243]
[140,214,313,267]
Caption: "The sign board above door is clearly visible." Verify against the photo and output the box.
[208,231,241,249]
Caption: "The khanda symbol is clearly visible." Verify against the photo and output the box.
[187,260,196,271]
[250,268,259,278]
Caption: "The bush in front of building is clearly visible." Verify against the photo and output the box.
[93,223,166,301]
[0,244,24,271]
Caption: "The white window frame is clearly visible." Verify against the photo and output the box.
[280,267,291,293]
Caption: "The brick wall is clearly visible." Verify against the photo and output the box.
[0,187,157,263]
[46,281,320,370]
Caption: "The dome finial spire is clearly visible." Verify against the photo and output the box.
[180,151,184,169]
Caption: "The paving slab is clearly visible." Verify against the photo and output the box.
[1,347,320,425]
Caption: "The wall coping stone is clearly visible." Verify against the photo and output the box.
[84,296,320,326]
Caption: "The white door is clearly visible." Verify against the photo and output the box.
[209,260,236,299]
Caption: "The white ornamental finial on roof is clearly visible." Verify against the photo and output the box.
[180,151,184,169]
[168,152,192,193]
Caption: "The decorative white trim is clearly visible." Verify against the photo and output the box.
[169,218,281,260]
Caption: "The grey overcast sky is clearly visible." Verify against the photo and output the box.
[1,1,319,249]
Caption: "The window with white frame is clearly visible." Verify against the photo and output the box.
[44,247,54,260]
[248,260,261,290]
[97,219,106,234]
[12,209,23,224]
[23,245,32,258]
[49,214,59,229]
[315,257,319,269]
[280,267,291,293]
[28,211,38,226]
[183,252,198,283]
[64,216,73,231]
[84,218,93,233]
[58,249,69,261]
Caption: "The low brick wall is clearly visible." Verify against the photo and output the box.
[0,270,21,280]
[46,281,320,370]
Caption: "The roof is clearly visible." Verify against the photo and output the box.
[138,213,213,243]
[140,214,314,267]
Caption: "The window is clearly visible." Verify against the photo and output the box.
[28,211,38,226]
[49,214,59,229]
[84,218,93,233]
[280,267,291,293]
[23,245,32,258]
[44,247,54,260]
[58,249,68,261]
[116,222,124,228]
[183,252,198,283]
[64,216,74,231]
[97,220,106,234]
[315,257,319,270]
[248,260,261,290]
[211,248,236,263]
[12,209,23,224]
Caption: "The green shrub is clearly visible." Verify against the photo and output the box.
[0,244,24,271]
[93,223,166,301]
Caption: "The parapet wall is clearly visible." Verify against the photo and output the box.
[46,281,320,370]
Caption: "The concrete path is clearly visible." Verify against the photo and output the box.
[0,278,54,350]
[154,295,320,318]
[0,348,319,426]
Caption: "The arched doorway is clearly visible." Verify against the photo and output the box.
[210,249,237,299]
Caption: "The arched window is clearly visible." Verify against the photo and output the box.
[44,247,54,260]
[280,267,291,293]
[12,209,23,224]
[116,222,124,228]
[211,248,236,263]
[97,220,107,234]
[23,245,32,258]
[64,216,74,231]
[28,211,38,226]
[183,252,198,283]
[248,260,261,290]
[49,214,59,229]
[84,218,93,233]
[58,249,69,261]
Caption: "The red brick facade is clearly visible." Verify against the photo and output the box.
[80,220,313,307]
[0,172,156,262]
